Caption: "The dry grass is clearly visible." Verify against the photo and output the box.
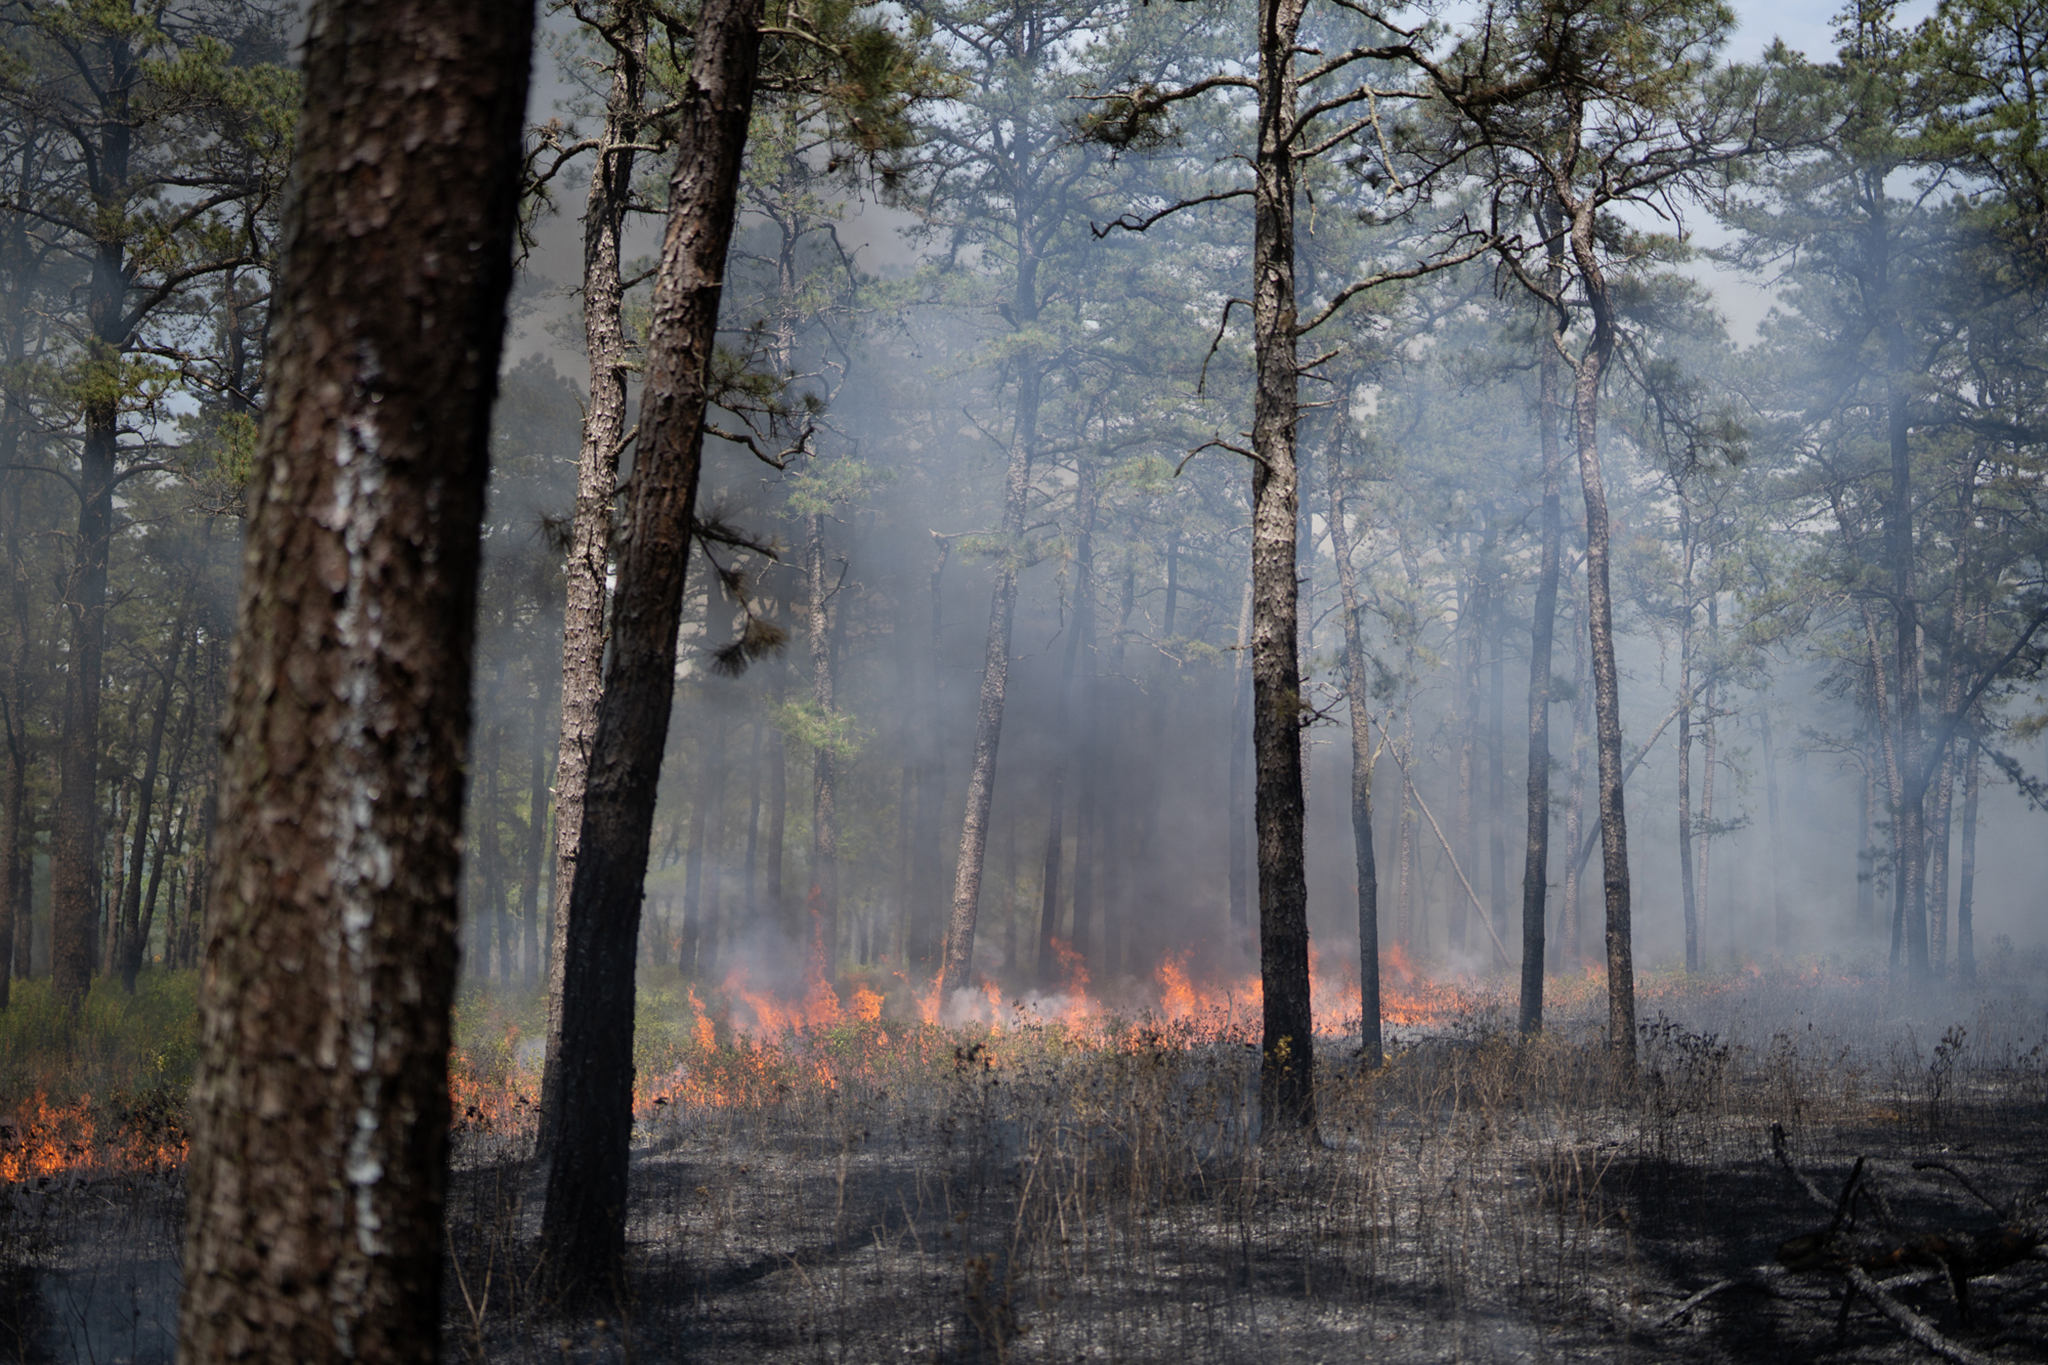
[440,951,2048,1363]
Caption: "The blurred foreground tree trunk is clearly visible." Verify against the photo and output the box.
[176,0,532,1356]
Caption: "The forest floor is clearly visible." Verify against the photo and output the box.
[3,955,2046,1364]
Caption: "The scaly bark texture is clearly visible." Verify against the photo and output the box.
[1250,0,1314,1132]
[176,2,532,1357]
[539,0,650,1156]
[541,0,762,1298]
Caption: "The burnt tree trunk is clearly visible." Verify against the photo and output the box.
[540,0,761,1299]
[176,2,532,1356]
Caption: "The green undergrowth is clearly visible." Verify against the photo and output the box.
[0,970,199,1118]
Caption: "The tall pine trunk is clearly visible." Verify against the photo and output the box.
[541,0,761,1298]
[1519,259,1564,1032]
[1325,391,1381,1066]
[939,360,1039,994]
[177,3,532,1353]
[538,0,649,1156]
[1567,198,1636,1068]
[1956,736,1980,984]
[1249,0,1314,1130]
[804,511,840,973]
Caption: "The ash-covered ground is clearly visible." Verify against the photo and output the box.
[4,960,2046,1364]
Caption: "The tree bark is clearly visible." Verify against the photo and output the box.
[176,2,532,1356]
[540,0,761,1299]
[538,0,649,1156]
[938,361,1039,996]
[1250,0,1314,1131]
[1565,192,1636,1068]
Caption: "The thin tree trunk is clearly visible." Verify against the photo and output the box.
[541,0,761,1296]
[538,0,649,1157]
[1249,0,1315,1129]
[938,362,1039,995]
[766,674,788,934]
[1698,598,1719,962]
[177,3,532,1353]
[805,510,839,974]
[1520,252,1564,1031]
[1452,566,1483,956]
[679,716,727,976]
[1760,707,1787,957]
[1927,746,1956,975]
[1677,499,1699,973]
[1035,605,1082,985]
[1562,595,1589,968]
[1884,297,1927,981]
[1325,390,1381,1065]
[521,657,554,989]
[912,537,949,967]
[1956,735,1979,984]
[481,720,507,983]
[1227,573,1254,953]
[126,645,200,990]
[1070,610,1099,969]
[1856,752,1877,932]
[1567,196,1636,1068]
[1487,556,1507,965]
[748,720,766,921]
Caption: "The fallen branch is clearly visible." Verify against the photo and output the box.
[1647,1276,1739,1329]
[1844,1266,1994,1365]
